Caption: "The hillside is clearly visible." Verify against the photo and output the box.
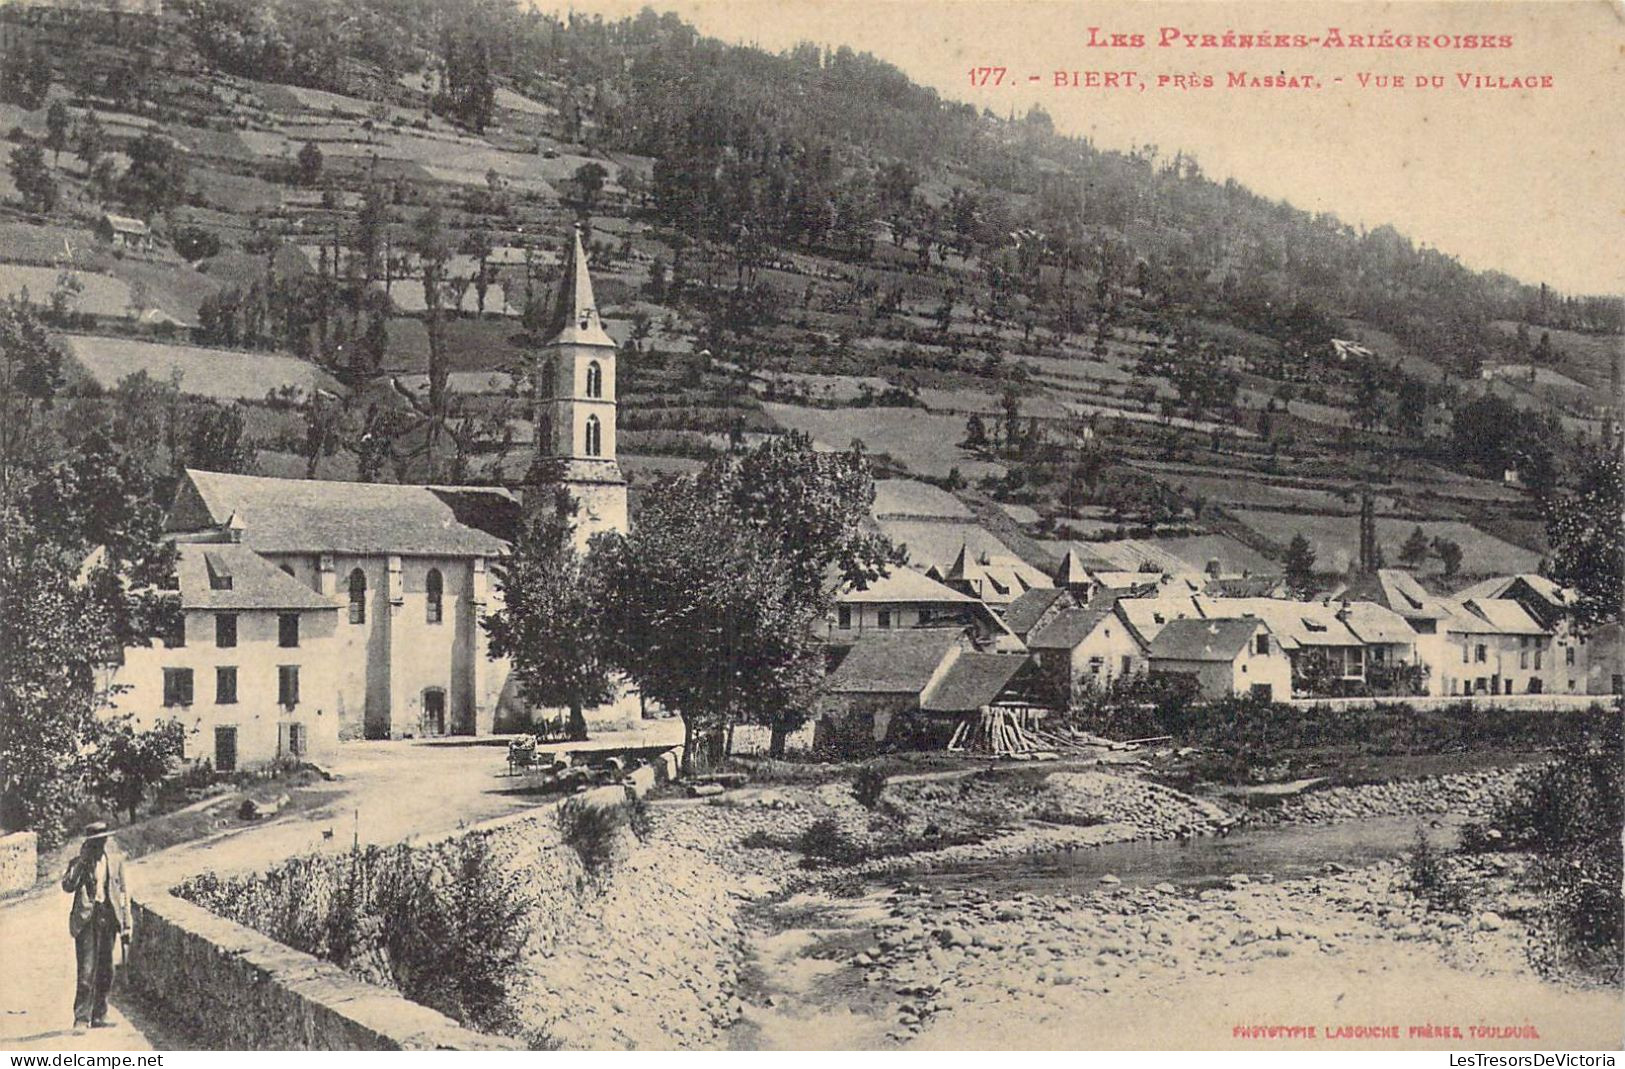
[2,0,1620,582]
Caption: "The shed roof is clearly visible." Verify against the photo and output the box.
[169,469,517,557]
[823,628,964,695]
[1148,618,1264,662]
[920,652,1029,712]
[102,213,150,235]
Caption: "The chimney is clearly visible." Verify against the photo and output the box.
[1206,557,1222,579]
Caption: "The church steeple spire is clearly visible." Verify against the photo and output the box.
[545,223,615,348]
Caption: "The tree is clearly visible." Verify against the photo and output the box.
[1543,449,1622,635]
[1398,525,1432,568]
[1432,536,1464,579]
[1283,532,1317,597]
[45,101,71,168]
[296,140,324,187]
[0,46,51,109]
[118,132,189,220]
[411,208,453,476]
[597,435,895,765]
[483,491,615,741]
[73,111,105,175]
[85,716,183,822]
[567,162,608,216]
[8,142,57,214]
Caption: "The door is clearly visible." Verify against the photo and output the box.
[423,688,446,736]
[214,726,237,773]
[278,722,307,759]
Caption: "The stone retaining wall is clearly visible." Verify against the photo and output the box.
[131,745,686,1050]
[128,893,521,1049]
[0,831,36,897]
[1287,694,1611,712]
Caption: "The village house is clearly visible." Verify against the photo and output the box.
[1451,574,1619,695]
[1329,569,1454,695]
[1147,617,1292,700]
[927,542,1053,606]
[1194,596,1400,697]
[96,213,155,253]
[1026,601,1148,706]
[999,586,1072,644]
[107,542,340,771]
[827,565,1016,649]
[817,628,1036,751]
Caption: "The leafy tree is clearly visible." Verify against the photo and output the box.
[1398,525,1432,568]
[567,162,608,216]
[1432,536,1464,579]
[598,435,893,765]
[483,490,615,741]
[296,140,324,187]
[1283,532,1317,597]
[0,45,51,109]
[172,225,221,262]
[85,716,183,822]
[44,101,71,168]
[118,132,190,220]
[1543,449,1622,635]
[8,142,57,214]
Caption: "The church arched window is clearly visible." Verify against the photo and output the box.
[585,415,602,457]
[348,568,367,625]
[585,360,603,398]
[425,568,443,624]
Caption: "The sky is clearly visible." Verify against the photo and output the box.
[535,0,1625,296]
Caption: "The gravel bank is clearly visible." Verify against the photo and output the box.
[1251,768,1527,827]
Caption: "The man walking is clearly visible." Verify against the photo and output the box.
[60,822,130,1030]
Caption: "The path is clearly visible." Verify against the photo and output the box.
[0,723,683,1051]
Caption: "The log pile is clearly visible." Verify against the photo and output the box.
[947,707,1064,759]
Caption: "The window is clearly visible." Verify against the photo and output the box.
[426,568,444,624]
[1566,646,1576,666]
[586,360,603,398]
[349,568,367,624]
[1121,655,1134,675]
[1534,648,1542,670]
[215,666,237,705]
[215,613,237,648]
[214,726,237,773]
[1089,656,1104,675]
[163,668,194,707]
[1255,633,1269,655]
[164,616,186,650]
[278,665,300,708]
[279,613,300,648]
[837,605,852,630]
[877,609,892,629]
[584,415,602,457]
[1461,644,1469,664]
[1519,648,1529,669]
[280,564,296,577]
[1475,644,1487,663]
[279,722,306,759]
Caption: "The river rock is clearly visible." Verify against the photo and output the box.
[1476,911,1504,932]
[1099,874,1122,886]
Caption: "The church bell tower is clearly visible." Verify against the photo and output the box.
[527,224,628,548]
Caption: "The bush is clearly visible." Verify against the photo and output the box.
[625,790,654,842]
[796,817,857,864]
[171,225,221,261]
[851,767,888,809]
[556,797,625,875]
[1489,712,1622,981]
[1406,826,1467,913]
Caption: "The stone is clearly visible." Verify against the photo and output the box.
[1476,911,1504,932]
[1153,882,1177,895]
[1099,874,1122,886]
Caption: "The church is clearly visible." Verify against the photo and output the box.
[107,228,628,768]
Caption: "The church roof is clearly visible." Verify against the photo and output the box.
[168,469,518,558]
[542,225,616,348]
[173,543,334,612]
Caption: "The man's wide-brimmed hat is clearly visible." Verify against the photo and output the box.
[81,821,112,840]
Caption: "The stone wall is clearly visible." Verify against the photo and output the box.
[128,892,520,1049]
[0,831,37,897]
[1286,694,1610,712]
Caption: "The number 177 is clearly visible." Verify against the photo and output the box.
[969,66,1007,87]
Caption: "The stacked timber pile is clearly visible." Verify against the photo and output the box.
[947,707,1063,759]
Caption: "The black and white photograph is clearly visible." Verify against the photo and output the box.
[0,0,1620,1053]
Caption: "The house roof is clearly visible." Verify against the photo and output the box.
[102,213,150,236]
[824,628,964,695]
[933,542,1052,604]
[1148,617,1264,662]
[1115,595,1203,644]
[168,469,517,557]
[174,543,335,612]
[920,652,1029,712]
[1335,601,1418,645]
[1001,587,1068,636]
[839,566,977,605]
[1204,576,1283,598]
[1053,549,1093,587]
[1195,596,1363,649]
[1027,606,1114,651]
[1459,597,1546,635]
